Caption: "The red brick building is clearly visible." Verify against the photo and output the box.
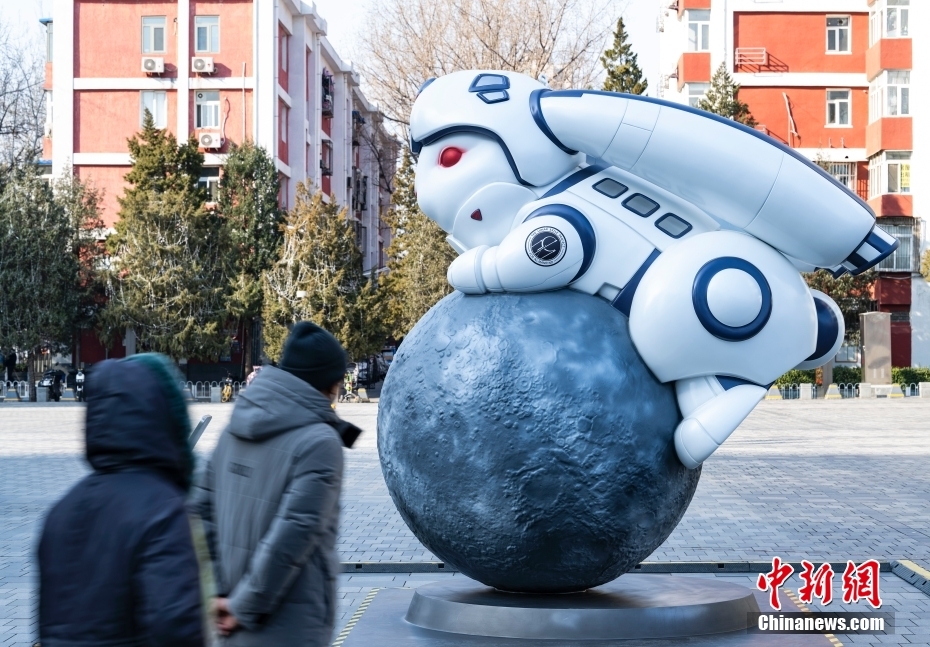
[659,0,927,367]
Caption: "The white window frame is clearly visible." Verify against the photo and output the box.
[198,167,220,203]
[869,151,911,197]
[195,91,220,129]
[687,83,709,108]
[195,16,220,53]
[140,90,167,128]
[280,29,289,72]
[869,81,881,123]
[826,15,851,54]
[826,89,852,127]
[142,16,166,54]
[885,71,910,117]
[686,10,710,53]
[869,72,910,122]
[885,0,909,39]
[870,1,910,44]
[280,103,288,144]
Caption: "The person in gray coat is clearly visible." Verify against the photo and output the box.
[191,322,361,646]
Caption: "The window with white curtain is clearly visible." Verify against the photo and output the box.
[886,0,909,38]
[140,91,167,128]
[687,10,710,52]
[870,0,910,44]
[870,71,910,121]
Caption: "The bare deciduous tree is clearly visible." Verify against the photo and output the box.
[358,0,616,136]
[0,23,45,174]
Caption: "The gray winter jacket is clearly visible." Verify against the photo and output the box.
[191,367,346,647]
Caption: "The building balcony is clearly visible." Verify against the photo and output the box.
[866,38,911,81]
[677,0,710,19]
[676,52,710,91]
[868,194,913,217]
[866,117,912,157]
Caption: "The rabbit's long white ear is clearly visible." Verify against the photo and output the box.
[535,90,887,272]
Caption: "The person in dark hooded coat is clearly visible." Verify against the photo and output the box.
[38,353,204,647]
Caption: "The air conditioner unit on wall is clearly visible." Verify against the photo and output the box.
[192,57,215,74]
[198,132,222,149]
[142,57,164,73]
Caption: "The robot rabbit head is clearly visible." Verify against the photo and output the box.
[410,71,582,253]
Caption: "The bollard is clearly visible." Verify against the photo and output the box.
[357,387,370,403]
[858,382,873,398]
[37,386,49,402]
[920,382,930,398]
[764,385,782,400]
[890,384,904,398]
[799,383,813,400]
[824,383,842,399]
[210,385,222,403]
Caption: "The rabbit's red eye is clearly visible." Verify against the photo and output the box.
[439,147,464,168]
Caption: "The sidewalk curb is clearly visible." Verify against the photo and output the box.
[341,560,895,574]
[890,559,930,597]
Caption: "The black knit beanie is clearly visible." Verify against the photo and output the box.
[279,322,348,392]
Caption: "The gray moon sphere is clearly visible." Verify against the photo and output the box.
[378,290,701,593]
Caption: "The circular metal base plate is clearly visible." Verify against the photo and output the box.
[405,575,760,640]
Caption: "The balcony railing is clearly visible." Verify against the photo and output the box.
[735,47,768,67]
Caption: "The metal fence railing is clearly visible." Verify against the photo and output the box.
[178,381,246,402]
[837,383,859,399]
[3,380,29,400]
[903,383,919,397]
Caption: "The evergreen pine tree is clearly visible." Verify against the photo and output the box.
[102,110,236,360]
[698,63,757,126]
[262,182,385,361]
[379,148,458,337]
[601,17,648,95]
[0,166,81,398]
[219,140,285,375]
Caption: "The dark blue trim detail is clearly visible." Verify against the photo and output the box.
[538,89,876,216]
[592,178,628,198]
[846,252,868,269]
[622,193,660,218]
[655,213,692,239]
[525,204,596,282]
[828,267,849,279]
[541,162,608,199]
[845,225,899,275]
[417,78,436,96]
[409,126,533,186]
[611,249,661,316]
[805,295,841,362]
[469,74,510,93]
[477,90,509,104]
[716,375,757,391]
[692,257,773,342]
[529,89,578,156]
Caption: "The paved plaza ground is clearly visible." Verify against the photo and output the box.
[1,399,929,645]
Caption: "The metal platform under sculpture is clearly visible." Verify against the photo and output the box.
[339,575,836,646]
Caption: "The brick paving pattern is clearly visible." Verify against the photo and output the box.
[2,399,929,645]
